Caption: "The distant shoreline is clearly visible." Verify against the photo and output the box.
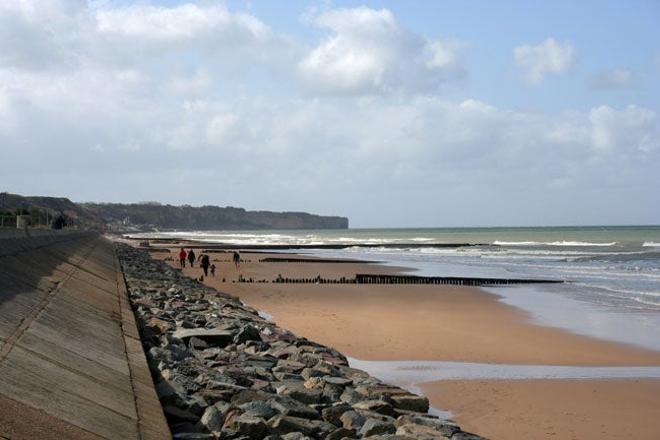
[125,236,488,250]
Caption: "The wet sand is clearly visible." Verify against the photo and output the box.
[422,379,660,440]
[151,248,660,439]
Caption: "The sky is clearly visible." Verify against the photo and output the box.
[1,0,659,228]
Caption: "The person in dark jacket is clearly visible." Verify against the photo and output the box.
[187,249,196,267]
[200,254,210,277]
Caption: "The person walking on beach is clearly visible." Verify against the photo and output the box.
[187,249,196,268]
[233,251,241,268]
[179,248,187,268]
[210,264,216,277]
[199,254,210,277]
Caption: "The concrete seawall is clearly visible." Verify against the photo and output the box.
[0,230,169,439]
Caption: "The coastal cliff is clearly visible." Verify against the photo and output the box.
[83,202,349,231]
[0,193,348,231]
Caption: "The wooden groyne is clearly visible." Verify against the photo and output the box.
[260,257,380,264]
[250,273,563,286]
[354,274,563,286]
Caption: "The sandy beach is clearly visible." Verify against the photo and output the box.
[152,248,660,440]
[422,379,660,440]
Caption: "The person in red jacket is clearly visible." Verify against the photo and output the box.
[179,248,187,268]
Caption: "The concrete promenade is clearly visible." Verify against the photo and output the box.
[0,230,169,439]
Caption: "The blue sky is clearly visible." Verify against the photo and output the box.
[232,0,660,110]
[1,1,659,227]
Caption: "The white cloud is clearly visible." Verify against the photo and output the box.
[514,38,575,85]
[0,0,91,70]
[589,68,634,90]
[425,40,465,73]
[0,1,295,74]
[96,4,269,43]
[206,113,241,145]
[589,105,657,153]
[298,7,465,95]
[168,71,211,94]
[0,86,16,134]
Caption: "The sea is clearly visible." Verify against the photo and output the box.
[133,226,660,352]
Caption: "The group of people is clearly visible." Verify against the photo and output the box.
[178,248,241,278]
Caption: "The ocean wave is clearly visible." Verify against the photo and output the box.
[493,240,617,247]
[633,296,660,307]
[643,241,660,247]
[572,282,660,298]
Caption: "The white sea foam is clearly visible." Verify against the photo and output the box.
[633,296,660,307]
[587,284,660,298]
[493,240,617,247]
[643,241,660,247]
[492,240,542,246]
[348,358,660,382]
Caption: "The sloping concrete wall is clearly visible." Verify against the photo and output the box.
[0,231,169,439]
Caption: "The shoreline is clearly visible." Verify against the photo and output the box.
[144,244,660,439]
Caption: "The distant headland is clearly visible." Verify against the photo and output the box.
[0,192,348,231]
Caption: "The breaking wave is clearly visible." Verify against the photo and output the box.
[493,240,617,247]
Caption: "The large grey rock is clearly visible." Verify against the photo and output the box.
[323,376,353,387]
[326,427,356,440]
[390,395,429,413]
[451,432,487,440]
[172,328,235,346]
[238,400,279,419]
[172,434,214,439]
[234,324,262,344]
[274,372,305,381]
[321,403,353,426]
[360,436,411,440]
[155,378,187,403]
[270,398,321,420]
[337,366,371,381]
[352,399,394,416]
[322,383,344,401]
[278,386,322,405]
[395,423,452,440]
[269,415,318,436]
[359,418,396,437]
[340,410,366,431]
[300,368,324,380]
[395,415,460,437]
[199,406,223,432]
[280,433,312,440]
[339,388,363,405]
[233,415,268,438]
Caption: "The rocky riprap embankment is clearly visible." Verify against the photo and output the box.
[116,244,485,440]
